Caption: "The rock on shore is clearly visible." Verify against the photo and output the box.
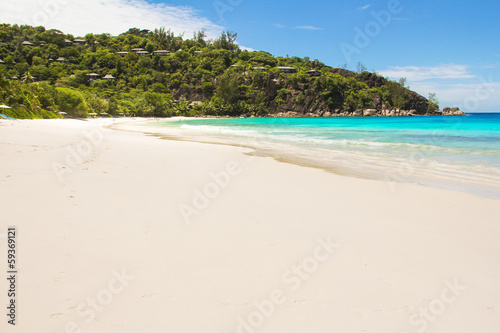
[272,107,465,118]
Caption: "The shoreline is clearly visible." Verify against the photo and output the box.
[113,118,500,200]
[1,119,499,333]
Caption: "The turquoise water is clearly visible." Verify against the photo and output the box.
[142,114,500,198]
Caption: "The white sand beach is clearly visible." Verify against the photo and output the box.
[0,118,499,333]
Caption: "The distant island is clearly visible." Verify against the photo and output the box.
[0,24,464,119]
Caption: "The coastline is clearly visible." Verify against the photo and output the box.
[1,118,499,332]
[114,116,500,200]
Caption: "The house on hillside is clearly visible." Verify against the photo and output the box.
[86,73,100,82]
[115,51,129,56]
[152,50,170,57]
[252,66,266,71]
[194,50,203,55]
[136,51,150,56]
[73,39,86,46]
[277,66,297,74]
[64,39,73,46]
[307,69,321,77]
[56,57,67,63]
[22,41,34,46]
[131,48,145,53]
[103,74,115,80]
[0,59,4,64]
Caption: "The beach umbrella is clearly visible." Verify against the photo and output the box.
[0,104,11,109]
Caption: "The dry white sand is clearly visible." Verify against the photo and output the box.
[0,118,499,333]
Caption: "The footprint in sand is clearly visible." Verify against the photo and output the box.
[50,313,64,319]
[293,299,308,304]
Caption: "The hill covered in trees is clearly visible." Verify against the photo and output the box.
[0,24,463,119]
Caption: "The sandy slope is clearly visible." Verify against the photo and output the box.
[0,118,499,333]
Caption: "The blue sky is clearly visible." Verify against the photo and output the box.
[1,0,499,111]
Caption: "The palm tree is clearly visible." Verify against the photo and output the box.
[21,71,34,83]
[0,68,12,104]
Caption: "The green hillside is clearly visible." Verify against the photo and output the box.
[0,24,459,119]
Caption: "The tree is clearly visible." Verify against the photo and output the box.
[0,22,438,119]
[149,82,167,93]
[428,93,438,103]
[193,29,207,46]
[124,28,141,36]
[0,68,12,104]
[356,62,367,73]
[152,27,176,50]
[428,92,439,110]
[398,77,407,87]
[55,87,89,117]
[213,31,238,51]
[216,71,240,104]
[21,71,34,83]
[144,91,173,117]
[85,33,96,49]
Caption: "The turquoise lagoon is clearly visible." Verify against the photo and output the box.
[140,113,500,199]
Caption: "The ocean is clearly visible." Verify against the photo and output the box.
[139,113,500,199]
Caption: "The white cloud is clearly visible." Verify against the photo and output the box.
[0,0,223,38]
[272,23,286,29]
[239,45,256,52]
[378,64,475,81]
[378,64,500,111]
[358,4,372,10]
[409,80,500,112]
[294,25,323,31]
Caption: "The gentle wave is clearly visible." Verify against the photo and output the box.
[140,114,500,199]
[179,124,447,151]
